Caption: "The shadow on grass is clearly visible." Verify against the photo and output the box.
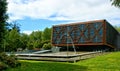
[6,61,88,71]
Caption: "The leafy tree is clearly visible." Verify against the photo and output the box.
[27,41,34,50]
[0,0,8,51]
[111,0,120,8]
[5,29,20,51]
[34,31,42,42]
[42,27,52,41]
[20,33,29,50]
[3,30,10,52]
[3,21,21,52]
[27,31,42,49]
[9,21,21,32]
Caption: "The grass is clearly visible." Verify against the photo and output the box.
[6,52,120,71]
[75,52,120,71]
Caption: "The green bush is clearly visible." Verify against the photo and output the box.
[0,62,8,71]
[0,52,8,62]
[0,52,21,70]
[42,43,52,50]
[5,55,21,67]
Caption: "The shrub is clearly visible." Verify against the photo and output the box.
[5,55,21,67]
[0,62,8,71]
[0,52,21,70]
[42,43,52,50]
[0,52,8,62]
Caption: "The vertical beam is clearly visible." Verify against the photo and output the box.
[88,23,90,43]
[103,20,106,45]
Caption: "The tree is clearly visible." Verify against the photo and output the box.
[111,0,120,8]
[20,33,29,50]
[114,26,120,32]
[42,27,52,41]
[0,0,8,51]
[27,31,43,49]
[10,21,21,32]
[5,29,20,51]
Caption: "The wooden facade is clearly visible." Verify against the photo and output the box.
[52,19,119,49]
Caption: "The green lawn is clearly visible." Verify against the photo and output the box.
[6,52,120,71]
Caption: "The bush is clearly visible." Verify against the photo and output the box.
[0,52,21,70]
[42,43,52,50]
[0,62,8,71]
[5,55,21,67]
[0,52,8,62]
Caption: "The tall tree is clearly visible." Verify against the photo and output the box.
[42,27,51,41]
[0,0,8,50]
[111,0,120,8]
[27,31,43,49]
[5,29,20,51]
[10,21,21,32]
[20,33,29,50]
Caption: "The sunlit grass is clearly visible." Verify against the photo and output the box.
[75,52,120,71]
[6,52,120,71]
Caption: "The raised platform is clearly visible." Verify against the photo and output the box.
[16,51,105,62]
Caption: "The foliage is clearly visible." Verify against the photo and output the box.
[27,42,34,50]
[20,33,29,50]
[42,27,51,41]
[5,29,21,51]
[42,43,52,50]
[6,52,120,71]
[26,28,51,50]
[114,26,120,32]
[8,21,21,32]
[0,0,8,51]
[0,62,8,71]
[27,31,42,49]
[0,52,21,70]
[3,26,52,51]
[111,0,120,8]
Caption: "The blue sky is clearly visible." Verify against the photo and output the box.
[7,0,120,34]
[17,18,70,32]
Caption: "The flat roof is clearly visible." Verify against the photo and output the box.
[53,19,106,27]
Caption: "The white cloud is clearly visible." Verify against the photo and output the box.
[7,0,120,25]
[22,30,32,35]
[22,30,41,35]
